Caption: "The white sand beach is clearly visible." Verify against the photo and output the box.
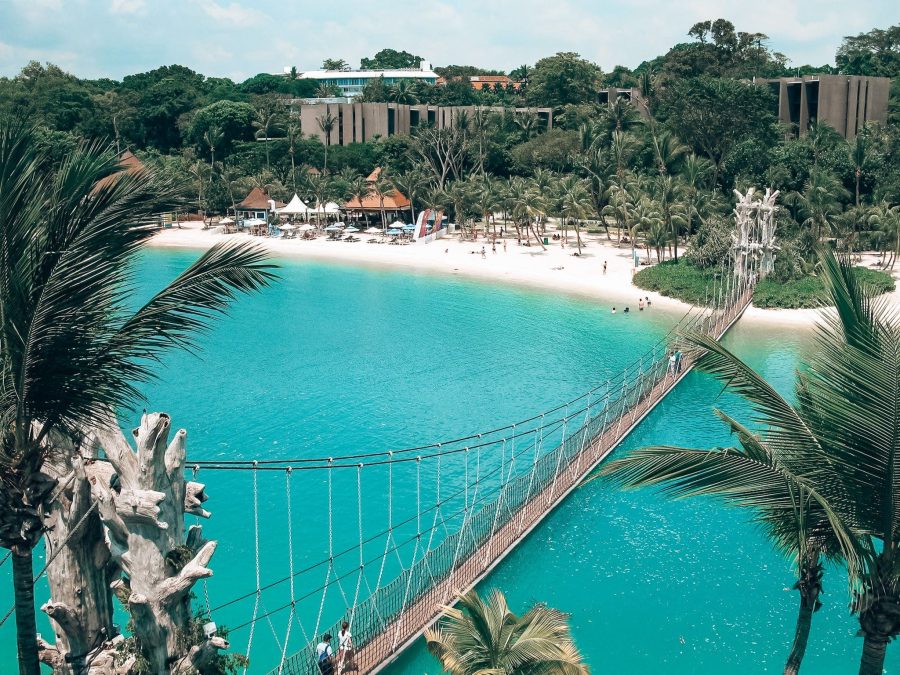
[151,222,900,328]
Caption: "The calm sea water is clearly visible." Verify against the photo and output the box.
[0,249,894,673]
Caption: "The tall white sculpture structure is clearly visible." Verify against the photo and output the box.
[733,187,779,280]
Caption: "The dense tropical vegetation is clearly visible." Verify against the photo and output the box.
[601,250,900,674]
[3,22,896,307]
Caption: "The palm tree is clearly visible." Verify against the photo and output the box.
[317,111,338,172]
[680,153,713,239]
[0,126,275,675]
[603,250,900,675]
[391,170,427,225]
[425,589,588,675]
[514,110,539,140]
[252,105,279,170]
[469,175,499,240]
[650,128,688,177]
[444,180,473,239]
[344,173,372,227]
[557,175,593,255]
[867,202,900,270]
[389,80,418,105]
[784,170,850,244]
[849,135,869,208]
[510,178,547,249]
[286,119,301,191]
[373,171,395,231]
[653,174,686,261]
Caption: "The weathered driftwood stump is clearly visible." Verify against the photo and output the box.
[38,444,119,674]
[88,413,227,674]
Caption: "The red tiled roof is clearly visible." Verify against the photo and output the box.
[237,187,285,210]
[93,150,145,192]
[347,167,410,210]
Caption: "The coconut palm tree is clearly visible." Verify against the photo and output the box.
[389,80,418,105]
[252,105,279,170]
[444,180,473,240]
[344,173,372,227]
[510,178,548,250]
[784,170,850,244]
[680,153,713,239]
[557,175,593,255]
[317,111,338,172]
[0,125,276,675]
[603,250,900,675]
[373,171,395,231]
[867,202,900,270]
[425,589,588,675]
[848,135,870,208]
[285,119,301,191]
[468,175,500,240]
[391,169,428,225]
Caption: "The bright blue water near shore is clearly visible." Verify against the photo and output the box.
[0,249,894,673]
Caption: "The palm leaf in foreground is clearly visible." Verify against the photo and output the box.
[0,123,277,674]
[425,589,588,675]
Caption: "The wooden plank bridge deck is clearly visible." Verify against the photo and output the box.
[274,289,752,675]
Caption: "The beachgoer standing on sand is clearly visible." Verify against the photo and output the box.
[316,634,334,675]
[503,240,507,252]
[481,246,486,259]
[603,261,607,275]
[492,242,496,253]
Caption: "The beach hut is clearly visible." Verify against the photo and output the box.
[343,167,411,226]
[235,187,285,224]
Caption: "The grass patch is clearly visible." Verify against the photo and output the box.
[633,259,721,305]
[635,259,896,309]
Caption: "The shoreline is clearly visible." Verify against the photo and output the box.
[150,222,898,328]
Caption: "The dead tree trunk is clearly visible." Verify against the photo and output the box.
[39,447,117,674]
[88,413,225,674]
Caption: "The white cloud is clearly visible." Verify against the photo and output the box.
[193,0,267,25]
[110,0,146,14]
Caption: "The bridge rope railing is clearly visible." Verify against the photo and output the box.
[177,261,756,674]
[262,284,754,674]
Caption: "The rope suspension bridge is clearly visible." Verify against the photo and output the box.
[181,242,761,674]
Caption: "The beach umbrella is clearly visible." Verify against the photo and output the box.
[279,224,297,231]
[386,228,403,235]
[390,220,405,228]
[365,227,381,235]
[325,224,344,232]
[298,224,315,231]
[345,226,360,233]
[219,217,234,225]
[402,224,416,231]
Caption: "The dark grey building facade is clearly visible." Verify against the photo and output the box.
[766,74,890,139]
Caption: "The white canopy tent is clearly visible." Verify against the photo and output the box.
[310,201,342,215]
[277,194,311,216]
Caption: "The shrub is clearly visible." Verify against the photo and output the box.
[634,259,724,305]
[753,266,895,308]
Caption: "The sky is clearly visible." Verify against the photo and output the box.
[0,0,896,81]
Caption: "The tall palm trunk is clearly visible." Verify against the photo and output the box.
[574,219,583,254]
[858,636,888,675]
[13,549,39,675]
[784,599,815,675]
[784,554,822,675]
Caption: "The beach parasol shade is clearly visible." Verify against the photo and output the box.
[219,217,234,224]
[298,224,315,231]
[365,227,382,234]
[278,194,311,215]
[386,228,403,235]
[279,224,297,230]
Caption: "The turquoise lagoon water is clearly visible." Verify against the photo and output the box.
[0,248,895,673]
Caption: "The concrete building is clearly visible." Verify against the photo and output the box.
[298,103,554,146]
[765,74,890,139]
[287,61,439,98]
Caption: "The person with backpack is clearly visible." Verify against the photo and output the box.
[316,633,334,674]
[338,621,356,671]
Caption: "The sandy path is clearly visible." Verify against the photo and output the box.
[150,222,900,328]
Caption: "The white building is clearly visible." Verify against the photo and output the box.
[284,61,439,98]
